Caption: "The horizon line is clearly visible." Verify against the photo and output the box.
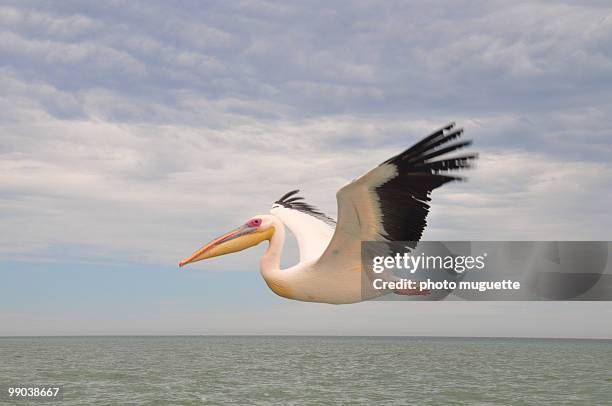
[1,334,610,340]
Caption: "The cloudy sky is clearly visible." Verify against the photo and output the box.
[1,0,611,337]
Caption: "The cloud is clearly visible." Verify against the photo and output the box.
[1,0,611,337]
[2,1,611,117]
[0,31,146,76]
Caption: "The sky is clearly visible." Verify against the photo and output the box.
[1,0,611,337]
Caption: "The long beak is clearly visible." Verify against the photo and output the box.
[179,225,274,268]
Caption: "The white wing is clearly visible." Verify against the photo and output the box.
[315,123,476,273]
[270,205,334,262]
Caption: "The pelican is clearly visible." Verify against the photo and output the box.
[179,123,476,304]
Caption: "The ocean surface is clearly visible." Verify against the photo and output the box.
[0,336,610,405]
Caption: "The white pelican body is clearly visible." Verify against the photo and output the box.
[180,124,476,304]
[260,209,361,304]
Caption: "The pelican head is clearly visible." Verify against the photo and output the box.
[179,214,276,267]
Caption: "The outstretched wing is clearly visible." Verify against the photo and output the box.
[271,190,335,262]
[315,123,477,271]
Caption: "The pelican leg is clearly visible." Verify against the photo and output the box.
[394,288,431,296]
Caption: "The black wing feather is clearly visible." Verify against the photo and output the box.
[376,123,476,243]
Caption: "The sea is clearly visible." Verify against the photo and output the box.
[0,336,610,405]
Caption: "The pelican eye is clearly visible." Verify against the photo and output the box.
[247,218,262,227]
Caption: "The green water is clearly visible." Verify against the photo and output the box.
[0,336,610,405]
